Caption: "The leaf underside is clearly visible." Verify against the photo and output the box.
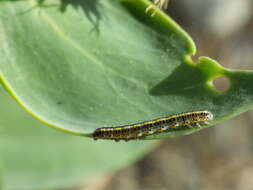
[0,0,253,138]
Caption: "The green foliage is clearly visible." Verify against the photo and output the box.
[0,0,253,188]
[0,0,196,137]
[0,88,154,189]
[1,0,253,140]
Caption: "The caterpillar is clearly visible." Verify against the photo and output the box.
[92,110,213,141]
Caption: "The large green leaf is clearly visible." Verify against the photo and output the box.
[0,87,154,189]
[0,0,253,140]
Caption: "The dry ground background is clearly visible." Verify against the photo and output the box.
[75,0,253,189]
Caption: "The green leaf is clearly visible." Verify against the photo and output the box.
[0,87,154,189]
[0,0,253,140]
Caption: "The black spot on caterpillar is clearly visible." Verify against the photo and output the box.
[92,110,213,141]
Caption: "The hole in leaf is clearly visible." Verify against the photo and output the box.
[212,76,230,92]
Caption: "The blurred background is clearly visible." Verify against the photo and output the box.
[76,0,253,189]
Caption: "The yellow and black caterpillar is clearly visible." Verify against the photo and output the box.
[92,110,213,141]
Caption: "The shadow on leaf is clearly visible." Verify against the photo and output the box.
[0,0,102,33]
[150,63,209,97]
[59,0,102,33]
